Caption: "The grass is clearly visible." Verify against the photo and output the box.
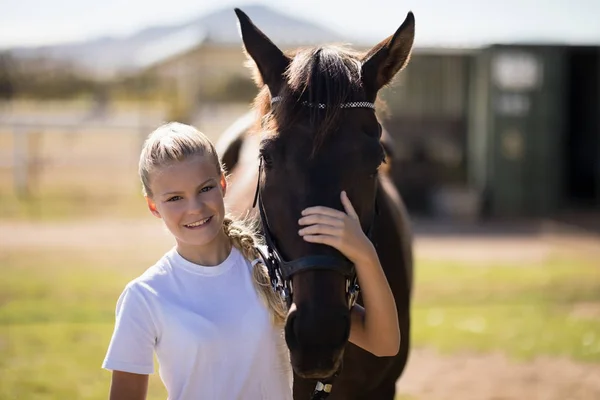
[1,244,599,399]
[0,248,170,400]
[411,257,600,362]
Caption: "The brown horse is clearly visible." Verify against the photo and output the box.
[220,8,415,399]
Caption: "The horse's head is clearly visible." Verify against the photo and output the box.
[235,8,415,379]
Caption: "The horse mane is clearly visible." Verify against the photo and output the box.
[248,45,385,154]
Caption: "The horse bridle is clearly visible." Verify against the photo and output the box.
[252,95,379,400]
[252,156,366,310]
[252,96,380,308]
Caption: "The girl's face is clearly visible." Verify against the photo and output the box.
[146,155,228,260]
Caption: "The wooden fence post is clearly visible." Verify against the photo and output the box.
[13,126,41,199]
[13,126,29,199]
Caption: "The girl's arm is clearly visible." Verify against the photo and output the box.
[346,251,400,357]
[298,191,400,357]
[109,371,149,400]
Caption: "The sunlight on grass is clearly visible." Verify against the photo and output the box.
[0,249,168,400]
[0,323,167,400]
[412,257,600,362]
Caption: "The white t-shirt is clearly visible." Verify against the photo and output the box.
[102,247,292,400]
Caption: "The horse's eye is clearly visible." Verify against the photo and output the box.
[260,152,274,168]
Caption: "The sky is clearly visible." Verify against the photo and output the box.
[1,0,600,49]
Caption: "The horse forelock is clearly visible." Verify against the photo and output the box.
[250,45,368,154]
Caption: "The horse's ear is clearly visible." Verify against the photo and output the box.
[361,12,415,98]
[234,8,290,95]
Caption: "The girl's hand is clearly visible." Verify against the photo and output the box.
[300,191,400,357]
[298,191,376,265]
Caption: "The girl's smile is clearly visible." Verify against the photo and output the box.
[184,216,213,229]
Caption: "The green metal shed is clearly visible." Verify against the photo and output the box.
[468,44,600,218]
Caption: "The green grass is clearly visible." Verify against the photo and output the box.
[411,257,600,362]
[0,249,169,400]
[1,247,599,399]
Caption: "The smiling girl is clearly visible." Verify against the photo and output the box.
[102,122,399,400]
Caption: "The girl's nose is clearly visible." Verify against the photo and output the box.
[189,197,205,213]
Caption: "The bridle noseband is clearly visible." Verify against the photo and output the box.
[252,95,378,399]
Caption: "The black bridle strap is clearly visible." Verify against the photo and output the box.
[251,157,262,209]
[253,157,356,282]
[279,256,355,280]
[257,193,355,279]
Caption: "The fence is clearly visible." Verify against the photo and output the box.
[0,101,250,219]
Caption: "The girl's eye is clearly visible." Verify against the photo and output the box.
[167,196,182,202]
[200,186,215,193]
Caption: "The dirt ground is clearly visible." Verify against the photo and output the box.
[397,348,600,400]
[2,218,599,400]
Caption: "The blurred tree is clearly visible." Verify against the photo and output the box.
[202,76,257,103]
[0,54,108,100]
[0,52,16,100]
[110,72,164,101]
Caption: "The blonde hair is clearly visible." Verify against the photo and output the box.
[139,122,287,325]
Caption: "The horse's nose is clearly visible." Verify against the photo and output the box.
[286,305,350,350]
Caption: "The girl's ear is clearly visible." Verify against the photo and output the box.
[146,197,161,218]
[220,174,227,196]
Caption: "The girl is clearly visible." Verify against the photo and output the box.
[102,122,400,400]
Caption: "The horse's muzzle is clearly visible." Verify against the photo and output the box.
[285,305,349,379]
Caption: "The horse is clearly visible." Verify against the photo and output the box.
[220,8,415,399]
